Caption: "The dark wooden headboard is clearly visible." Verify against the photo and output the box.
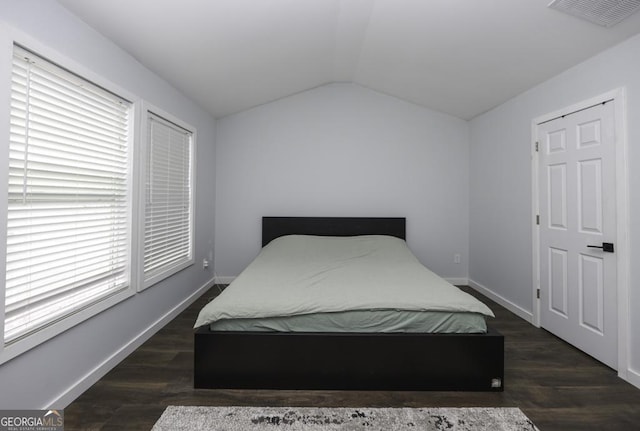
[262,217,406,247]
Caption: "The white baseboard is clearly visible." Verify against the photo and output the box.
[214,276,236,284]
[47,276,216,409]
[623,367,640,390]
[468,278,534,324]
[445,277,469,286]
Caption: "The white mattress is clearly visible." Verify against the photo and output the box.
[194,235,494,332]
[208,309,488,333]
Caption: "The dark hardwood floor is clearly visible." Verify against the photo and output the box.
[64,286,640,430]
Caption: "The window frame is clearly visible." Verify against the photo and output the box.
[0,29,140,365]
[137,102,196,291]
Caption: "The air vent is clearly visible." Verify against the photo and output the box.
[548,0,640,26]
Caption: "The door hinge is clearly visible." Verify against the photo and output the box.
[537,289,540,299]
[535,141,539,152]
[536,215,540,225]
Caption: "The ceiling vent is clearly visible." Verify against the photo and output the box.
[548,0,640,26]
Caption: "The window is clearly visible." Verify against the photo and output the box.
[3,45,134,347]
[141,110,194,288]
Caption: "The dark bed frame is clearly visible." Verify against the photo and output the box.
[194,217,504,391]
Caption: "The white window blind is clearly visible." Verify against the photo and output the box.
[144,113,193,283]
[5,45,132,344]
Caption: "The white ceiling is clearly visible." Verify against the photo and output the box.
[57,0,640,120]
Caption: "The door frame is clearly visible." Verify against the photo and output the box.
[531,88,630,378]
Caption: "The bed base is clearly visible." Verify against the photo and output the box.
[194,327,504,391]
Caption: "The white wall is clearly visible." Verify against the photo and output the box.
[0,1,216,408]
[215,83,470,282]
[469,33,640,383]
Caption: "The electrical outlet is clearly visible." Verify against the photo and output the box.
[454,254,461,264]
[202,259,209,269]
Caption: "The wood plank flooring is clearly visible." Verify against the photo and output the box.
[64,286,640,430]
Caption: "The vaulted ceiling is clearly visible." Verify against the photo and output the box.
[57,0,640,120]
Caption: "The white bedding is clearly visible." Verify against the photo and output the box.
[194,235,494,329]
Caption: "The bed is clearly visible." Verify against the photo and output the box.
[194,217,504,391]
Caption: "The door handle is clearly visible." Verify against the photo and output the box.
[587,242,615,253]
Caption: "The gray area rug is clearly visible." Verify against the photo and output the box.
[152,406,539,430]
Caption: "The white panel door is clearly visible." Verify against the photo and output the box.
[538,101,617,369]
